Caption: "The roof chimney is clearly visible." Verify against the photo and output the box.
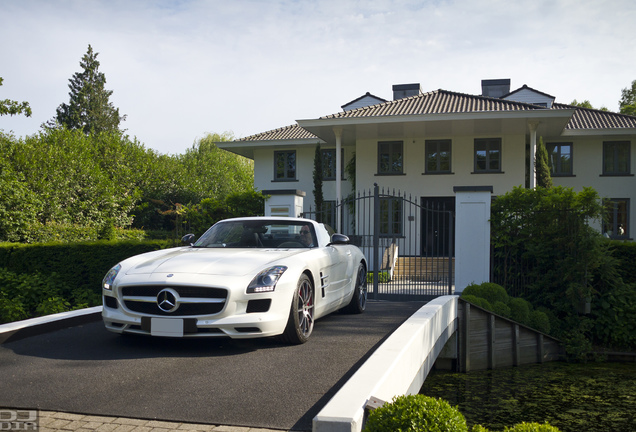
[392,83,421,100]
[481,79,511,98]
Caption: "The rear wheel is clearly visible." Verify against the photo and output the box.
[281,274,314,344]
[345,263,367,314]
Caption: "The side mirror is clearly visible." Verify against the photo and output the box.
[329,234,350,246]
[181,234,196,245]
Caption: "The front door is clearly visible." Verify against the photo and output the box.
[421,197,455,257]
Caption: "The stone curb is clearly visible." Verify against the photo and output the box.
[0,306,103,345]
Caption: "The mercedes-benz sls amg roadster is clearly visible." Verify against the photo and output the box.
[102,217,367,344]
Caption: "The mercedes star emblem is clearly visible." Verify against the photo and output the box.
[156,288,179,313]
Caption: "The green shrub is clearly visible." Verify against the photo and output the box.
[529,310,551,334]
[98,220,117,241]
[364,395,467,432]
[462,282,509,306]
[607,240,636,286]
[0,269,73,323]
[35,297,72,316]
[509,297,531,325]
[504,422,560,431]
[461,295,492,311]
[367,271,390,284]
[492,301,511,318]
[591,281,636,350]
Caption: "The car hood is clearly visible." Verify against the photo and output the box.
[124,248,304,277]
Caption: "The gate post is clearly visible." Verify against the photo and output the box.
[372,183,380,299]
[453,186,493,293]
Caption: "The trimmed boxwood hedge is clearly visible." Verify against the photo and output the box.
[0,239,174,311]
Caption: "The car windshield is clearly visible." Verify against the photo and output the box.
[194,220,316,249]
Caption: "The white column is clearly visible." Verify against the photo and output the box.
[528,121,539,189]
[454,187,492,293]
[334,127,343,232]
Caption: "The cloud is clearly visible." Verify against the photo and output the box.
[1,0,635,154]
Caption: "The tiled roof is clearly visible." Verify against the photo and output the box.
[553,103,636,130]
[240,123,317,141]
[236,90,636,144]
[321,89,545,119]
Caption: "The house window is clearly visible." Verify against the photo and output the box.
[546,142,573,176]
[603,199,629,239]
[321,149,345,180]
[378,141,404,175]
[474,138,502,172]
[274,150,296,180]
[425,140,452,173]
[379,197,403,237]
[603,141,631,175]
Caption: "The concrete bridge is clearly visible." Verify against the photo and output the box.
[313,295,562,432]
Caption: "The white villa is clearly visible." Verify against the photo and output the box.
[218,79,636,246]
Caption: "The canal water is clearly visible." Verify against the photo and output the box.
[420,362,635,432]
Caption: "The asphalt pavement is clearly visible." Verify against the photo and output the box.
[0,301,424,431]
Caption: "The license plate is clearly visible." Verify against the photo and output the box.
[151,318,184,337]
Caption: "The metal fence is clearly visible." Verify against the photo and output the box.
[303,184,455,301]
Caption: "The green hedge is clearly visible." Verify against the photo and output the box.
[608,240,636,285]
[0,239,174,322]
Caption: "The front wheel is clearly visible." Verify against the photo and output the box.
[344,263,367,314]
[281,274,314,344]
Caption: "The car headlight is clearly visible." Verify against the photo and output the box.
[247,266,287,293]
[102,264,122,290]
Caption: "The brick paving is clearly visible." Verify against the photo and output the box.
[37,411,287,432]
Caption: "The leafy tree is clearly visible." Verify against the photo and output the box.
[54,44,125,134]
[0,77,32,117]
[175,132,254,203]
[535,137,553,189]
[619,79,636,116]
[569,99,608,111]
[312,144,324,221]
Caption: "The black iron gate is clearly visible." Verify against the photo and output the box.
[303,184,455,301]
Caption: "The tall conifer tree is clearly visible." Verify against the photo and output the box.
[312,144,324,222]
[535,137,553,189]
[55,45,125,134]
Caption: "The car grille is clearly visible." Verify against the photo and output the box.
[121,285,227,316]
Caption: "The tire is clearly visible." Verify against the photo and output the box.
[281,274,315,344]
[345,263,367,314]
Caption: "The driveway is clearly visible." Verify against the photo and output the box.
[0,301,424,431]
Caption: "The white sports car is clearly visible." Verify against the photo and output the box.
[102,217,367,344]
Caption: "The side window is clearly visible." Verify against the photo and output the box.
[321,149,345,180]
[603,199,630,239]
[546,142,573,176]
[425,139,452,173]
[274,150,296,181]
[378,141,404,175]
[379,197,403,237]
[474,138,502,173]
[603,141,631,175]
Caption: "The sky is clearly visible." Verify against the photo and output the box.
[1,0,635,155]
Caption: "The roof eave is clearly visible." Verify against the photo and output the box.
[217,137,326,159]
[297,109,576,142]
[562,128,636,136]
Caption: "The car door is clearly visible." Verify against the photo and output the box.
[323,243,354,306]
